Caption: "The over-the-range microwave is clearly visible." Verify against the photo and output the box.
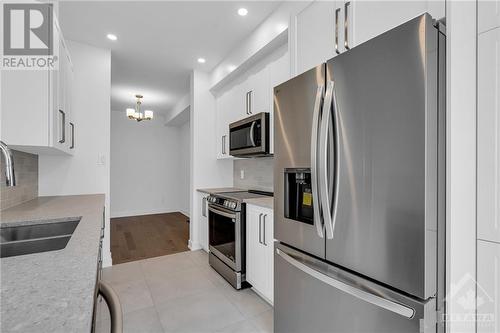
[229,112,270,157]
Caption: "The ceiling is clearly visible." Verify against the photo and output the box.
[59,1,282,115]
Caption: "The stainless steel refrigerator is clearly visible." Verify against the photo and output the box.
[273,14,446,333]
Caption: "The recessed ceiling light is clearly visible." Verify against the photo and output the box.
[197,58,206,64]
[107,34,117,41]
[228,65,237,72]
[238,8,248,16]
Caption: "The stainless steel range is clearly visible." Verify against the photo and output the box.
[207,190,272,289]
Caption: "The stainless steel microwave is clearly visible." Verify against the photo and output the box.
[229,112,270,157]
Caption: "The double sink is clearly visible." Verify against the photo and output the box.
[0,220,80,258]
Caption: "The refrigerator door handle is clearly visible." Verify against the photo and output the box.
[335,8,341,54]
[311,85,325,238]
[319,81,335,239]
[331,81,341,240]
[276,248,415,319]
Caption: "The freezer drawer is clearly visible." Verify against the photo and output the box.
[274,243,436,333]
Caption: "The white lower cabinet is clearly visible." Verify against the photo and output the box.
[246,204,273,304]
[198,192,209,252]
[477,240,500,333]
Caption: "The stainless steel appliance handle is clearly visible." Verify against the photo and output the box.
[249,121,257,147]
[276,248,415,319]
[258,213,263,244]
[331,81,341,240]
[344,1,351,50]
[99,280,123,333]
[263,214,267,246]
[209,206,237,220]
[335,8,341,54]
[311,85,325,239]
[319,81,334,239]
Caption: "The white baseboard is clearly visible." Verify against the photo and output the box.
[111,208,181,218]
[180,210,190,218]
[188,240,202,251]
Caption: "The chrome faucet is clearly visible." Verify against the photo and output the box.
[0,141,16,187]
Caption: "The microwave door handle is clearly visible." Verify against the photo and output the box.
[320,81,335,239]
[311,85,324,238]
[249,121,257,147]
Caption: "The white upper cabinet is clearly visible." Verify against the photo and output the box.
[1,15,74,155]
[294,0,444,75]
[478,27,500,244]
[478,0,500,34]
[351,1,444,48]
[246,64,270,116]
[295,0,338,74]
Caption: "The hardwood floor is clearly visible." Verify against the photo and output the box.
[111,212,190,265]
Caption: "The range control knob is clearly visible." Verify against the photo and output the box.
[230,202,237,209]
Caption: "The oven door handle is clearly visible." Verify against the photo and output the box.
[208,206,237,220]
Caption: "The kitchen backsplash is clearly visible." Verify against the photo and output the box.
[1,150,38,210]
[233,157,274,192]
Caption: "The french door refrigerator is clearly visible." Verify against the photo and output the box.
[273,14,445,333]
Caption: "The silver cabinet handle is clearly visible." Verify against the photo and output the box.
[262,214,267,246]
[99,281,123,333]
[58,110,66,143]
[222,135,226,155]
[245,91,249,115]
[202,197,207,217]
[344,1,351,50]
[248,91,252,114]
[69,122,75,149]
[276,248,415,319]
[258,213,263,244]
[310,85,324,239]
[319,81,335,239]
[335,8,341,54]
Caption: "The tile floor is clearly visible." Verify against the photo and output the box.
[97,250,273,333]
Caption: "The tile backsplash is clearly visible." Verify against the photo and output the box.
[233,157,274,192]
[1,150,38,210]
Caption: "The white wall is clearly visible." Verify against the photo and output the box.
[178,119,190,216]
[110,112,185,218]
[39,41,112,267]
[189,70,233,250]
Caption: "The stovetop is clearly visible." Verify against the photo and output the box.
[216,190,273,202]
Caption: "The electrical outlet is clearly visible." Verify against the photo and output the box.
[240,169,245,179]
[97,154,106,166]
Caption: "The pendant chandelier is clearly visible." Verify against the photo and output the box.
[126,94,153,122]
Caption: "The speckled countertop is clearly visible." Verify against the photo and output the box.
[243,197,274,209]
[0,194,105,333]
[197,187,245,194]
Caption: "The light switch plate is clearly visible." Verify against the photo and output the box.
[240,169,245,179]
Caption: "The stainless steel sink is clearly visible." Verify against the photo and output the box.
[0,220,80,258]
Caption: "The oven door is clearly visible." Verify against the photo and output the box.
[229,112,269,156]
[208,205,241,272]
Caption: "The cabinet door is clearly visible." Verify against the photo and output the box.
[199,193,209,251]
[478,28,500,244]
[351,1,444,48]
[246,206,268,294]
[477,240,500,333]
[247,65,270,115]
[215,91,231,159]
[261,209,274,303]
[479,0,500,34]
[296,0,338,74]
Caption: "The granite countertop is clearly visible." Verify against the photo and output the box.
[244,197,274,209]
[197,187,245,194]
[0,194,105,333]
